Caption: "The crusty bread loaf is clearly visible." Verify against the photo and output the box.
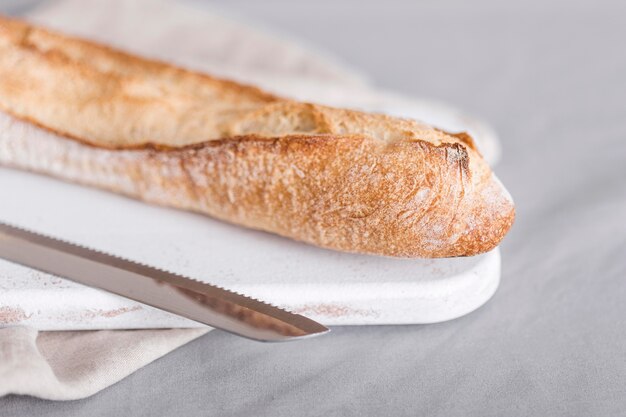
[0,17,514,258]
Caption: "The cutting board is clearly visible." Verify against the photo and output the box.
[0,167,500,330]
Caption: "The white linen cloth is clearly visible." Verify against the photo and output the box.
[0,0,499,400]
[0,327,208,400]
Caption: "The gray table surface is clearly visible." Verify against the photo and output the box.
[1,0,625,415]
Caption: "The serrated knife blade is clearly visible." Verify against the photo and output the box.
[0,221,329,342]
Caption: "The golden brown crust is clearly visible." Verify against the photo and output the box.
[0,16,515,258]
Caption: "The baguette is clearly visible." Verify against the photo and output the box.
[0,17,514,258]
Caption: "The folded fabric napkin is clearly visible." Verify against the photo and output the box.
[0,327,208,400]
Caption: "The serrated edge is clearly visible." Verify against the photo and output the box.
[0,221,328,335]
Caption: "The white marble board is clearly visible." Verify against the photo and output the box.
[0,166,500,330]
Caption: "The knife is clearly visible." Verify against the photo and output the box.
[0,221,329,342]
